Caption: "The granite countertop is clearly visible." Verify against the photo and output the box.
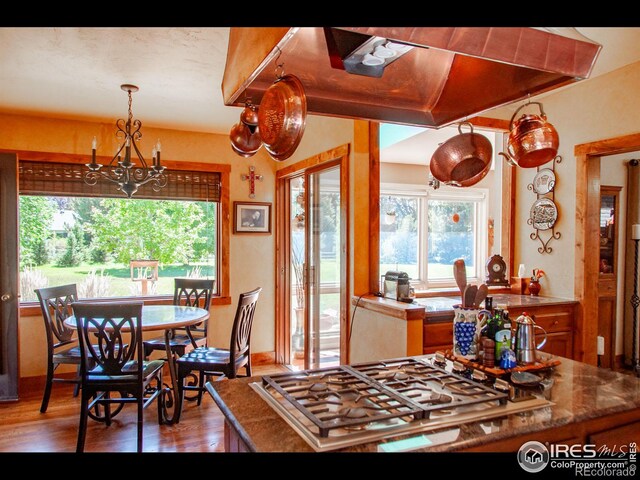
[414,293,577,313]
[351,294,577,322]
[209,356,640,453]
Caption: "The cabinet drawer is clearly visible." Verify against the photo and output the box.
[525,306,574,332]
[424,322,453,348]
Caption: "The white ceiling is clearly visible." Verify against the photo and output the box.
[0,27,639,138]
[0,27,239,133]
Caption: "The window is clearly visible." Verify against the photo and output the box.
[17,158,228,304]
[379,187,488,289]
[19,195,218,301]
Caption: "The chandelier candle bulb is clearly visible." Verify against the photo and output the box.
[91,136,97,151]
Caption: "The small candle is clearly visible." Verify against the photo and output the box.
[518,264,526,278]
[633,224,640,240]
[156,139,161,152]
[91,136,97,150]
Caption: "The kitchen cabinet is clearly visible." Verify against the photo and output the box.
[543,332,574,358]
[526,303,575,358]
[588,421,640,446]
[423,298,577,359]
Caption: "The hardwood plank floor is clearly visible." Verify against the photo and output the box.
[0,364,287,453]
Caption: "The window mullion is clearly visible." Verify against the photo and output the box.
[420,197,429,287]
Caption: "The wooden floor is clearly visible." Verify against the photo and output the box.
[0,364,287,453]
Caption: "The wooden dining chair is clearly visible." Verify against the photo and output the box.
[143,278,215,359]
[174,287,262,422]
[72,301,164,453]
[35,284,82,413]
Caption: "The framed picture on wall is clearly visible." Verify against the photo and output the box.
[233,201,271,234]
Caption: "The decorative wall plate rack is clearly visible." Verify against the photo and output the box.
[527,155,562,254]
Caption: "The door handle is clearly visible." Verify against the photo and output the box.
[1,294,10,302]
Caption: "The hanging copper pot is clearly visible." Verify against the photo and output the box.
[429,122,493,187]
[499,102,559,168]
[240,103,259,131]
[229,121,261,157]
[258,74,307,161]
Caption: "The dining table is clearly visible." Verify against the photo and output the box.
[64,304,210,425]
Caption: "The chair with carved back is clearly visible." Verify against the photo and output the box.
[35,284,82,413]
[143,278,215,359]
[72,301,164,453]
[175,287,261,421]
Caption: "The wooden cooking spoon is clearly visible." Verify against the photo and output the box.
[453,259,467,305]
[464,285,477,308]
[474,284,489,309]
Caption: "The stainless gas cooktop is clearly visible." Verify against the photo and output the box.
[250,356,552,452]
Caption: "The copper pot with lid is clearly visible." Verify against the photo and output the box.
[229,103,262,157]
[499,102,559,168]
[429,122,493,187]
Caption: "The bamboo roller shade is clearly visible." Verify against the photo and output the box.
[19,161,221,202]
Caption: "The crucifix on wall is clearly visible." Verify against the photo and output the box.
[241,165,263,198]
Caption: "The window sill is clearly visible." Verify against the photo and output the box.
[20,295,231,316]
[413,286,512,298]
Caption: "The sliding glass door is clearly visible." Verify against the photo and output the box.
[280,157,347,370]
[306,165,341,369]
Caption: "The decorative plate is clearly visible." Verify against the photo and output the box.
[530,198,558,231]
[532,168,556,194]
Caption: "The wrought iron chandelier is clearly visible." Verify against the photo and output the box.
[84,84,167,198]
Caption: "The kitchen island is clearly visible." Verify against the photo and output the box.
[208,355,640,452]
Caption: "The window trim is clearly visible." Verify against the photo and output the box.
[11,149,232,313]
[380,185,489,290]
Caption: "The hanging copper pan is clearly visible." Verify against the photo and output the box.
[429,123,493,187]
[258,74,307,161]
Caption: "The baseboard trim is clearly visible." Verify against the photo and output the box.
[251,351,275,365]
[19,371,77,396]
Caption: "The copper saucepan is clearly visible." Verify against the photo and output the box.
[499,102,559,168]
[430,122,493,187]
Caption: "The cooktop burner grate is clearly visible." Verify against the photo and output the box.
[262,366,423,437]
[348,357,508,417]
[261,358,508,437]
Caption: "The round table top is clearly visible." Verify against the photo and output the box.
[64,304,209,332]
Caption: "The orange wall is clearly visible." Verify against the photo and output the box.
[0,112,279,377]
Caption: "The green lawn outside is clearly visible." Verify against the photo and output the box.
[22,262,215,300]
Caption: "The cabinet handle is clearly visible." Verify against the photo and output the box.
[0,294,10,302]
[553,320,559,325]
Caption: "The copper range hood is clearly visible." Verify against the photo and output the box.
[222,27,601,127]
